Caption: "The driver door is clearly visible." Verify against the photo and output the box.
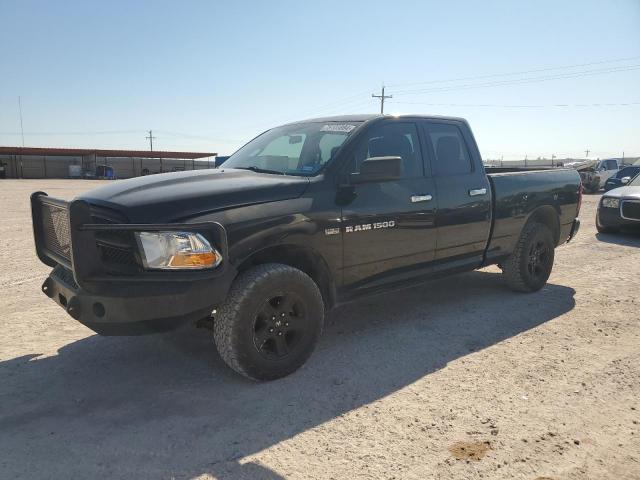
[340,120,437,290]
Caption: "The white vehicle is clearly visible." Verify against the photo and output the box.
[594,159,620,187]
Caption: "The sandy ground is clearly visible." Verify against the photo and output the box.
[0,179,639,480]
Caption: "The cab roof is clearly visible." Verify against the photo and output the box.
[282,114,467,126]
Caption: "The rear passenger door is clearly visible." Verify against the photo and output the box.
[420,121,491,269]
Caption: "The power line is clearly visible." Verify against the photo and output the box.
[386,55,640,88]
[154,130,243,143]
[391,64,640,96]
[0,130,142,135]
[386,101,640,108]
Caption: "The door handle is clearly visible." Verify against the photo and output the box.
[469,188,487,196]
[410,194,433,203]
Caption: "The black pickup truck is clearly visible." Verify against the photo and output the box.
[31,115,581,380]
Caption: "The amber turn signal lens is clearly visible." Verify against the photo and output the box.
[168,251,219,268]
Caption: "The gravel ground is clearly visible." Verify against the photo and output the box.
[0,179,639,480]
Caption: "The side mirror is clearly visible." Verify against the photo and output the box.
[621,176,631,184]
[350,156,402,184]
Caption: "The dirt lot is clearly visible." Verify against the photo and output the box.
[1,179,639,480]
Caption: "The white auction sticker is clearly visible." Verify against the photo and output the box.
[320,124,356,133]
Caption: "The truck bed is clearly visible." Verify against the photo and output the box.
[484,167,581,264]
[484,166,557,174]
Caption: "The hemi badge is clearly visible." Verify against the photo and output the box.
[324,228,340,236]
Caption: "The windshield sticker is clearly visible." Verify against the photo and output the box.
[320,124,356,133]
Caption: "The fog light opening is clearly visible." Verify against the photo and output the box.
[93,302,105,318]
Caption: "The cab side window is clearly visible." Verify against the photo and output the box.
[427,123,473,176]
[351,122,423,178]
[605,160,618,170]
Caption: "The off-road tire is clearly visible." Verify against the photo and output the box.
[213,263,324,381]
[502,222,555,292]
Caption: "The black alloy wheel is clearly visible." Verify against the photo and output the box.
[253,294,308,360]
[214,263,324,381]
[526,239,551,282]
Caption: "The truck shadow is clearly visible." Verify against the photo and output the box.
[0,270,575,479]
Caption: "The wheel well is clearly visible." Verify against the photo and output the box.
[237,245,336,309]
[527,206,560,245]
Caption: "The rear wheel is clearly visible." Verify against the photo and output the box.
[213,263,324,381]
[503,222,555,292]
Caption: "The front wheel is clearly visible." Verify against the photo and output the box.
[502,222,555,292]
[213,263,324,381]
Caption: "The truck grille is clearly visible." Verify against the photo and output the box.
[90,206,140,274]
[41,202,72,262]
[621,200,640,221]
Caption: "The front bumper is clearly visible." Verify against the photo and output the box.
[31,192,236,335]
[43,265,234,335]
[597,204,640,230]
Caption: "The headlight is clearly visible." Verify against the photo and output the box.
[602,197,620,208]
[135,231,222,270]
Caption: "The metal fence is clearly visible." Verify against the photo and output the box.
[0,154,217,179]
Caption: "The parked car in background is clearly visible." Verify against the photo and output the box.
[597,173,640,233]
[604,166,640,192]
[594,159,620,188]
[569,159,621,193]
[576,163,600,193]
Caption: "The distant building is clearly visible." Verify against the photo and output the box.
[0,146,218,179]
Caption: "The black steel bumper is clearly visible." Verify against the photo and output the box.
[31,192,236,335]
[43,264,234,335]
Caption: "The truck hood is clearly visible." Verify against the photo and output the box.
[78,168,310,223]
[603,186,640,199]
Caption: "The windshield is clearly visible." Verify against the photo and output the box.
[223,122,360,176]
[629,172,640,186]
[617,167,640,178]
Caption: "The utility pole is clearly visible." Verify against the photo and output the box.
[551,154,556,167]
[146,130,156,151]
[18,96,25,147]
[584,148,590,158]
[372,85,392,114]
[18,96,25,178]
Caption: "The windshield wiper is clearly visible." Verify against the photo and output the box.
[236,166,285,175]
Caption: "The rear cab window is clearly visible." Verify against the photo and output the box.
[424,123,473,176]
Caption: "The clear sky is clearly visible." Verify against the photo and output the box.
[1,0,639,159]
